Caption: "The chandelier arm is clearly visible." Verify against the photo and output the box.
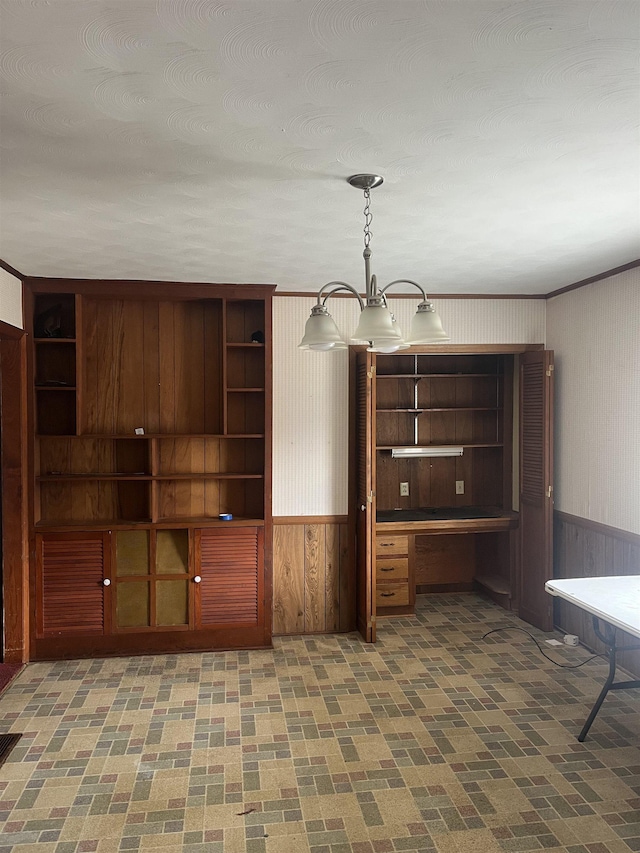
[379,279,428,302]
[317,281,365,310]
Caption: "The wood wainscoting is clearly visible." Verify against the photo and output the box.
[273,517,354,635]
[554,511,640,677]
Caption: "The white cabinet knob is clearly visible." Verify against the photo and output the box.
[103,578,111,587]
[193,575,202,584]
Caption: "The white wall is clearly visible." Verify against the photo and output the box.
[273,296,546,516]
[0,268,23,328]
[547,268,640,535]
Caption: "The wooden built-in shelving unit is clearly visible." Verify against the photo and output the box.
[26,281,274,659]
[353,346,554,638]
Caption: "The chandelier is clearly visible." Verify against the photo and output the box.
[298,174,449,352]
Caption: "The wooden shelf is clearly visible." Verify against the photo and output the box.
[39,473,151,481]
[34,338,76,344]
[376,407,499,413]
[227,387,264,393]
[376,373,500,379]
[35,517,266,530]
[35,385,76,391]
[154,473,263,480]
[39,472,264,481]
[155,516,266,526]
[226,342,265,348]
[377,442,504,450]
[36,433,265,439]
[35,519,153,530]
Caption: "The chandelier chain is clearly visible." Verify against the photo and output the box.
[363,187,373,249]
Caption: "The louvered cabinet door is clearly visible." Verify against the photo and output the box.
[195,527,264,628]
[36,532,110,637]
[519,350,554,632]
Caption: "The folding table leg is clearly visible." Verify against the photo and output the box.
[578,622,616,742]
[577,618,640,742]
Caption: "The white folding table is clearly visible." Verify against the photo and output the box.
[545,576,640,741]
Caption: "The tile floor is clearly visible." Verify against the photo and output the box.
[1,594,639,853]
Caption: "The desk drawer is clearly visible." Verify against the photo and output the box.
[376,583,409,607]
[376,535,408,557]
[376,557,409,581]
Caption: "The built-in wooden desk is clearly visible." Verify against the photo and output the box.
[376,507,519,615]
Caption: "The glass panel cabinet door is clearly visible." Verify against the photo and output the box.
[155,530,189,626]
[115,529,190,629]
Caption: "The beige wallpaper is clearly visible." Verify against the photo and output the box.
[547,268,640,535]
[0,268,23,329]
[273,296,546,516]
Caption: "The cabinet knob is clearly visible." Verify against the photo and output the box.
[193,575,202,584]
[360,504,366,511]
[103,578,111,587]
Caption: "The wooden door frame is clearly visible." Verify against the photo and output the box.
[0,320,29,664]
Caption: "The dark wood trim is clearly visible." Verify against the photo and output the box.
[0,320,24,340]
[545,259,640,299]
[555,510,640,546]
[352,343,544,355]
[0,259,24,280]
[20,261,640,302]
[24,278,276,300]
[274,291,545,299]
[0,333,29,664]
[33,625,272,659]
[273,515,349,525]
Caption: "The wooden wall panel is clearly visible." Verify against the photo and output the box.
[304,524,325,632]
[273,518,354,635]
[203,301,222,434]
[554,511,640,677]
[143,301,160,433]
[273,524,304,634]
[325,524,341,633]
[414,533,476,586]
[158,301,175,433]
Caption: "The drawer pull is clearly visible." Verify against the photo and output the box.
[380,591,395,598]
[380,543,394,547]
[380,567,395,572]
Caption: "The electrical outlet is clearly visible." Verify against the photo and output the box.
[400,482,409,497]
[455,480,465,495]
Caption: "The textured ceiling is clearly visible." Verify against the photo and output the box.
[1,0,638,294]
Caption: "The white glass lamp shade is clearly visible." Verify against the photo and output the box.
[367,312,410,352]
[405,301,449,344]
[298,305,347,350]
[351,304,402,343]
[367,342,409,353]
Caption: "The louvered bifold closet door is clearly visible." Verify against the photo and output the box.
[519,350,554,632]
[37,532,109,637]
[196,527,263,627]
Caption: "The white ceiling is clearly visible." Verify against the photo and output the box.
[1,0,638,294]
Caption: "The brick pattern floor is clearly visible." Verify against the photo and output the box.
[1,594,639,852]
